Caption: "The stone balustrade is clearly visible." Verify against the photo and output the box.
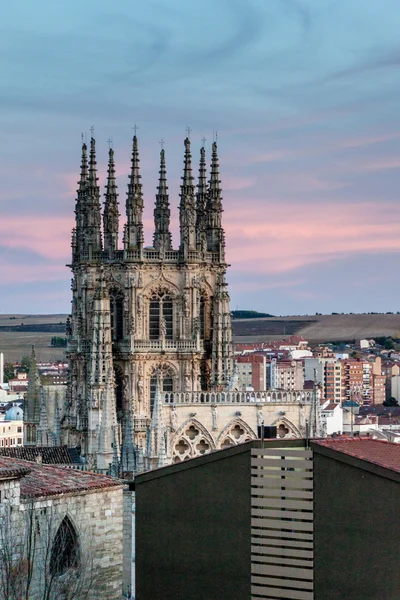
[163,390,314,405]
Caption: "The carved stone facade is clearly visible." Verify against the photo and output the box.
[62,135,234,472]
[62,134,323,474]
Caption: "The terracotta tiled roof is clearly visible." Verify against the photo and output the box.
[322,403,337,411]
[313,439,400,475]
[0,456,123,498]
[0,446,79,464]
[0,465,31,481]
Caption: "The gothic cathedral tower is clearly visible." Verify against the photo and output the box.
[63,135,233,470]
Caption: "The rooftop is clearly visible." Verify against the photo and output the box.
[0,446,81,464]
[0,456,123,498]
[313,439,400,476]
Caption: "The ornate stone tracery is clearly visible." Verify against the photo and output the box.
[63,134,235,472]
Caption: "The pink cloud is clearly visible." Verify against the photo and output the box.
[224,201,400,274]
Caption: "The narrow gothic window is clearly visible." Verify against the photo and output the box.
[200,296,205,339]
[110,289,124,341]
[149,293,174,340]
[50,516,80,576]
[163,295,173,340]
[114,367,124,422]
[149,296,160,339]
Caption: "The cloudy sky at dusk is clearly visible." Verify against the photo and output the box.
[1,0,400,315]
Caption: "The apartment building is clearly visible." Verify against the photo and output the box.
[0,420,23,448]
[236,354,266,391]
[271,359,304,390]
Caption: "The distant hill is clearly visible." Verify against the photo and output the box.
[2,312,400,362]
[232,314,400,343]
[231,310,274,319]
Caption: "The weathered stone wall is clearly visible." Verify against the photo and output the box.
[0,486,124,600]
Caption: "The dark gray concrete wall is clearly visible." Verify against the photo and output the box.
[314,453,400,600]
[136,449,251,600]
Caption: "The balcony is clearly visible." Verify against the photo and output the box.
[133,339,203,352]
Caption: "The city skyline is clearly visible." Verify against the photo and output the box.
[1,0,400,315]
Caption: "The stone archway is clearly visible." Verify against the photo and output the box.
[216,418,257,449]
[172,419,215,462]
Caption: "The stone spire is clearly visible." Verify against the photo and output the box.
[211,272,233,390]
[153,149,172,253]
[196,145,207,253]
[36,389,49,446]
[83,138,103,254]
[125,135,144,252]
[87,273,114,465]
[121,405,136,476]
[72,142,88,261]
[135,442,144,475]
[206,142,225,261]
[53,392,61,446]
[97,366,119,473]
[179,137,196,253]
[146,372,167,468]
[103,147,120,254]
[24,345,41,445]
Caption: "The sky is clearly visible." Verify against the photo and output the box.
[1,0,400,315]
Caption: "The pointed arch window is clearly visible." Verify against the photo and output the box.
[50,516,80,576]
[110,288,124,341]
[200,295,205,339]
[114,366,124,422]
[149,292,173,340]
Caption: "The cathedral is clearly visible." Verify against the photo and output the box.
[35,133,321,475]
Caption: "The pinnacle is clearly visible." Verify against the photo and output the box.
[157,149,168,195]
[88,137,98,188]
[78,143,88,190]
[197,146,207,197]
[105,147,118,198]
[209,141,220,191]
[181,137,194,189]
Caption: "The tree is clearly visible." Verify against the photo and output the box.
[0,499,96,600]
[17,355,32,374]
[383,397,399,407]
[3,363,15,383]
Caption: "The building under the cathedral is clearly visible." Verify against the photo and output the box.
[25,134,323,475]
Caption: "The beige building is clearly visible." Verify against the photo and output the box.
[274,360,304,391]
[0,420,23,448]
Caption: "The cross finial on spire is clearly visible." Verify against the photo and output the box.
[201,136,206,147]
[133,124,139,136]
[81,132,84,144]
[107,137,113,149]
[186,126,191,140]
[90,125,95,138]
[213,130,218,143]
[159,138,165,150]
